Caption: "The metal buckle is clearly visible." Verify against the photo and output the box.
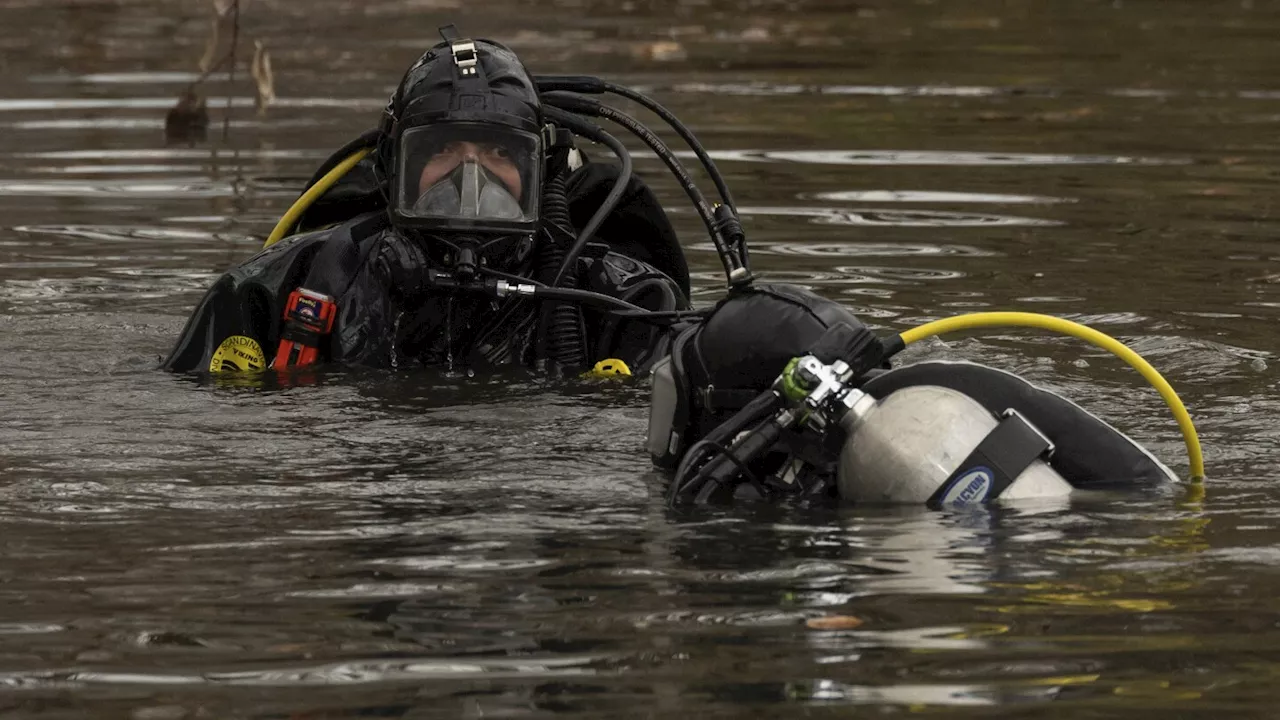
[1000,408,1056,459]
[699,384,715,408]
[451,40,478,76]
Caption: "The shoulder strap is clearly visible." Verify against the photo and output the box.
[297,212,389,299]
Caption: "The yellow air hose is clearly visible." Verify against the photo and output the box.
[897,311,1204,480]
[263,148,373,249]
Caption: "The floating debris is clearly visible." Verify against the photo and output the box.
[163,88,209,147]
[805,615,864,630]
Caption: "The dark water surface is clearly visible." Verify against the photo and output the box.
[1,0,1278,717]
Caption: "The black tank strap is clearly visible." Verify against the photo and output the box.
[700,388,762,410]
[927,410,1054,508]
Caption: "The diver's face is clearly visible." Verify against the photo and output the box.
[418,141,522,199]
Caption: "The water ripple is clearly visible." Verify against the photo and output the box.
[12,224,229,244]
[728,241,999,258]
[671,81,1007,97]
[739,205,1060,227]
[699,149,1188,166]
[10,148,321,161]
[0,179,292,199]
[810,190,1074,204]
[0,656,603,689]
[0,97,381,112]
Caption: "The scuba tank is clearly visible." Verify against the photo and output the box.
[837,385,1073,504]
[663,349,1077,507]
[651,291,1076,507]
[657,303,1182,507]
[773,353,1072,507]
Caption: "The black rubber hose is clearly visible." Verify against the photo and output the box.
[604,83,736,211]
[542,92,736,286]
[538,167,587,368]
[593,277,677,361]
[536,75,736,211]
[696,417,786,491]
[530,285,647,312]
[474,266,652,313]
[535,173,571,286]
[668,390,784,504]
[540,106,633,288]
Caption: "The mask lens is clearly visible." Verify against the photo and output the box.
[397,124,540,227]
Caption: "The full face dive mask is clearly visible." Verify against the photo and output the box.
[394,122,541,235]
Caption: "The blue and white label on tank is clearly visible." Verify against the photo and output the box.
[940,466,994,505]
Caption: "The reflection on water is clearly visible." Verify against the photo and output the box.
[702,148,1190,166]
[0,180,271,198]
[0,97,382,111]
[1,655,605,688]
[674,81,1280,102]
[0,0,1277,717]
[810,189,1074,204]
[740,205,1061,227]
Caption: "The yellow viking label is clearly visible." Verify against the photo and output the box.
[209,335,266,373]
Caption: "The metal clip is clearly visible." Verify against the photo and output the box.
[699,384,716,408]
[1000,408,1057,459]
[451,40,478,76]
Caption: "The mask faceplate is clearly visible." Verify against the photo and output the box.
[395,123,540,232]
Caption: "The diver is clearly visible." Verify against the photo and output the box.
[161,27,1202,508]
[645,284,1201,506]
[162,29,690,376]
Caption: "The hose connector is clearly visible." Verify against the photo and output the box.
[713,204,753,288]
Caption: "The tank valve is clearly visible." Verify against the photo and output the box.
[777,354,877,431]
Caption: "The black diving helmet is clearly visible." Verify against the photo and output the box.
[383,31,544,247]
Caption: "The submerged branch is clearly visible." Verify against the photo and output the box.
[166,0,267,146]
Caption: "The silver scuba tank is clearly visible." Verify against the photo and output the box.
[837,385,1074,504]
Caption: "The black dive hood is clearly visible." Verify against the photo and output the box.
[379,26,544,237]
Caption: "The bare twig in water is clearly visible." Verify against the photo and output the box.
[198,14,222,73]
[212,0,250,16]
[223,0,240,142]
[250,40,276,113]
[165,0,266,146]
[199,0,249,71]
[189,49,235,92]
[165,47,236,147]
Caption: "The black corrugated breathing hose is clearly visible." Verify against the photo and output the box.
[537,164,587,369]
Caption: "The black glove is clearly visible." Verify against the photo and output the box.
[372,230,436,303]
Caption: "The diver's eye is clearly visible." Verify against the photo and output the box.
[487,145,512,160]
[422,142,464,166]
